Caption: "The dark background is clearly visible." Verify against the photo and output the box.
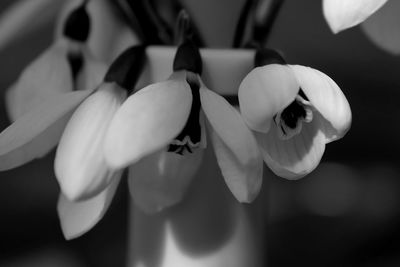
[1,0,400,266]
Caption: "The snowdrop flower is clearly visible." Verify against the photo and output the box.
[0,2,106,171]
[323,0,388,33]
[239,49,351,179]
[55,45,145,201]
[104,39,263,212]
[0,0,136,171]
[55,45,146,239]
[4,0,136,121]
[5,0,104,121]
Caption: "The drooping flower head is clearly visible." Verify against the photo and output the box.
[5,0,107,121]
[56,45,146,239]
[4,0,138,121]
[0,0,141,172]
[239,48,352,179]
[104,12,263,213]
[0,1,108,171]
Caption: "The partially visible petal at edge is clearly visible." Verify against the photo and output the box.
[5,44,73,121]
[361,0,400,55]
[57,172,121,240]
[104,78,192,169]
[0,90,91,171]
[257,113,327,180]
[238,64,299,133]
[290,65,352,143]
[201,87,263,202]
[128,149,204,214]
[55,84,126,201]
[323,0,388,33]
[0,0,64,51]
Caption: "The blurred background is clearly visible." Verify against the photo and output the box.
[1,0,400,266]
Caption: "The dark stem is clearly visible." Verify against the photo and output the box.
[125,0,172,44]
[233,0,256,48]
[252,0,285,47]
[113,0,146,43]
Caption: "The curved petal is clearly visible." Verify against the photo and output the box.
[323,0,388,33]
[238,64,299,133]
[361,0,400,55]
[0,90,91,171]
[290,65,352,143]
[5,43,73,121]
[104,77,192,169]
[55,84,126,201]
[0,0,64,51]
[200,86,263,203]
[57,172,121,240]
[128,149,204,214]
[257,112,326,179]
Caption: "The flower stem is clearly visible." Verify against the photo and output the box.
[252,0,285,47]
[125,0,172,44]
[233,0,285,48]
[233,0,256,48]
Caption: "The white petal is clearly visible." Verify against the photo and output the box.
[200,87,263,203]
[290,65,352,142]
[104,77,192,169]
[55,84,126,201]
[0,90,91,171]
[0,0,63,51]
[128,149,204,214]
[361,0,400,55]
[238,64,299,133]
[257,113,327,179]
[57,173,121,240]
[323,0,388,33]
[5,44,73,121]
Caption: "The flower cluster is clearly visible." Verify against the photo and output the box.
[0,0,352,240]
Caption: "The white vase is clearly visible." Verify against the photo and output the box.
[127,47,268,267]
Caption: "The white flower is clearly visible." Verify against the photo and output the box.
[323,0,388,33]
[0,0,136,171]
[54,45,146,239]
[55,83,126,240]
[104,69,263,207]
[3,0,136,121]
[239,63,351,179]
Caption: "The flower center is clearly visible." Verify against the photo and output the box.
[168,72,203,155]
[273,90,313,140]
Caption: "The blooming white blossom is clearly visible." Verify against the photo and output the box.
[104,69,263,207]
[55,83,126,240]
[239,63,351,179]
[0,0,136,171]
[3,0,136,120]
